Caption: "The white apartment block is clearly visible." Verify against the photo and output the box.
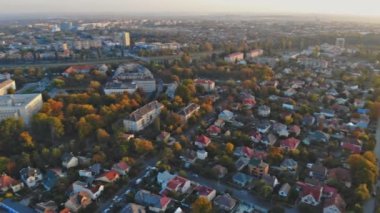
[0,94,43,125]
[123,101,164,132]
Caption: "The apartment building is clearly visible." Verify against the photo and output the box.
[123,101,164,132]
[0,93,43,125]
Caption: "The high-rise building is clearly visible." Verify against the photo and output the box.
[122,32,131,47]
[336,38,345,49]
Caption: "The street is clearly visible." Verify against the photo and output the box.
[96,156,159,213]
[363,118,380,213]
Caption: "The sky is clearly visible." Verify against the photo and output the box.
[0,0,379,17]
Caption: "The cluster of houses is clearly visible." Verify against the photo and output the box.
[0,152,131,212]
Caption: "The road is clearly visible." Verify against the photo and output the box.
[364,118,380,213]
[96,156,159,213]
[0,51,221,69]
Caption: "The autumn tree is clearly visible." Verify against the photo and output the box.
[192,197,212,213]
[355,184,371,202]
[19,131,34,149]
[226,142,234,154]
[96,128,110,143]
[135,139,154,154]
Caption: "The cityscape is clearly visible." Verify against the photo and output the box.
[0,1,380,213]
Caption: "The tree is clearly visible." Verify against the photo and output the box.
[226,142,234,154]
[268,147,284,164]
[173,142,182,153]
[135,139,154,154]
[355,184,370,202]
[52,78,65,88]
[19,131,34,148]
[96,128,110,143]
[191,197,212,213]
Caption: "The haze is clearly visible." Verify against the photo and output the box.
[1,0,380,17]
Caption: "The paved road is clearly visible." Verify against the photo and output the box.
[0,51,221,69]
[96,156,159,213]
[364,118,380,213]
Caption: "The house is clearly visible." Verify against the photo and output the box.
[304,131,330,144]
[194,79,215,92]
[232,172,253,187]
[72,181,104,200]
[195,135,211,148]
[341,142,362,154]
[156,131,171,142]
[207,125,221,136]
[214,193,237,211]
[281,158,298,172]
[218,110,234,122]
[135,190,171,212]
[0,174,23,193]
[279,183,291,197]
[196,150,208,160]
[233,146,255,159]
[248,158,269,177]
[0,199,35,213]
[42,170,59,191]
[96,170,120,183]
[112,161,130,176]
[303,115,316,126]
[262,175,279,187]
[120,203,146,213]
[241,95,256,109]
[273,123,289,137]
[327,168,352,188]
[19,167,43,188]
[256,121,271,133]
[178,103,200,122]
[246,49,264,59]
[224,52,244,63]
[289,125,301,136]
[35,200,58,213]
[298,182,323,206]
[195,185,216,201]
[258,105,271,117]
[320,109,335,118]
[214,119,225,128]
[235,157,250,171]
[284,88,297,97]
[323,193,346,213]
[165,176,191,194]
[261,133,277,146]
[250,130,262,143]
[282,103,295,111]
[62,153,79,169]
[157,171,176,189]
[64,192,92,212]
[123,101,164,132]
[212,165,228,178]
[280,137,300,151]
[63,65,94,77]
[180,150,198,166]
[309,164,328,181]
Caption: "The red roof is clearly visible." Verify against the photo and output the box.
[242,146,254,158]
[195,79,214,85]
[207,125,221,134]
[280,137,300,150]
[166,176,188,192]
[64,65,94,74]
[341,142,361,154]
[299,182,323,202]
[243,98,256,106]
[0,175,19,189]
[160,196,171,208]
[115,161,129,171]
[195,185,215,196]
[100,170,119,182]
[196,135,211,145]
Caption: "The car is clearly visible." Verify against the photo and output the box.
[124,189,131,195]
[103,208,110,213]
[112,196,119,202]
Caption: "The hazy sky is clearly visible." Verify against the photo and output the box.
[0,0,379,17]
